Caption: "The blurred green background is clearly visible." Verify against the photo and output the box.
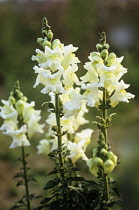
[0,0,139,209]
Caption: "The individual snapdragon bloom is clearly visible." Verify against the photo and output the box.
[67,141,88,163]
[81,36,135,109]
[37,139,51,155]
[0,82,44,148]
[110,80,135,107]
[74,129,93,151]
[62,88,85,118]
[0,99,18,120]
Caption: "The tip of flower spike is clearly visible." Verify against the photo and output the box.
[14,80,20,90]
[41,17,53,42]
[96,32,109,54]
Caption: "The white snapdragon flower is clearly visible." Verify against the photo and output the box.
[3,125,30,149]
[81,62,99,84]
[67,141,88,163]
[110,80,135,107]
[46,113,76,134]
[82,83,99,107]
[33,66,65,94]
[0,100,18,120]
[63,88,85,118]
[37,139,51,155]
[74,129,93,151]
[15,100,45,138]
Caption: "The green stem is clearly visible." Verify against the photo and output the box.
[102,88,109,209]
[102,88,107,143]
[21,147,31,210]
[55,94,64,179]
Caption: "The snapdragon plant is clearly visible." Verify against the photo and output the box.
[0,81,44,209]
[32,18,92,209]
[81,32,135,209]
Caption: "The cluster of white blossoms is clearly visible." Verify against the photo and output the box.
[32,38,80,94]
[37,92,93,163]
[0,83,44,148]
[80,42,135,108]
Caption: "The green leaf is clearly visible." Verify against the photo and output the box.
[84,180,99,185]
[47,170,59,175]
[13,172,23,178]
[43,179,59,190]
[28,178,37,182]
[16,180,24,187]
[71,167,82,172]
[111,187,121,198]
[10,204,24,209]
[29,194,42,200]
[47,151,56,158]
[66,177,85,182]
[40,193,60,204]
[40,197,52,204]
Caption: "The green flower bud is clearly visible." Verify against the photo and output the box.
[10,91,14,96]
[42,40,51,48]
[100,49,108,60]
[9,96,15,105]
[93,148,98,157]
[104,159,115,174]
[100,142,108,150]
[21,96,28,102]
[106,52,116,66]
[47,30,53,40]
[37,38,44,46]
[91,52,99,57]
[100,148,107,156]
[52,39,61,49]
[96,43,102,52]
[42,30,47,37]
[102,43,110,50]
[93,157,103,166]
[106,151,117,166]
[15,90,23,99]
[15,99,25,114]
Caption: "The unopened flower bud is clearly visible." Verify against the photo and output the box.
[100,49,108,60]
[93,157,103,166]
[106,52,116,66]
[103,43,109,50]
[21,96,28,102]
[93,148,98,157]
[42,30,47,37]
[15,90,23,99]
[9,96,15,104]
[42,40,51,48]
[47,30,53,40]
[100,148,107,156]
[104,159,115,174]
[96,43,102,52]
[106,151,117,166]
[15,99,25,114]
[52,39,62,50]
[37,38,44,46]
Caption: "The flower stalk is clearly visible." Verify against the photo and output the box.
[102,88,109,208]
[55,93,64,172]
[21,146,31,210]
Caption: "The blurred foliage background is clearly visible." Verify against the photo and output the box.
[0,0,139,209]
